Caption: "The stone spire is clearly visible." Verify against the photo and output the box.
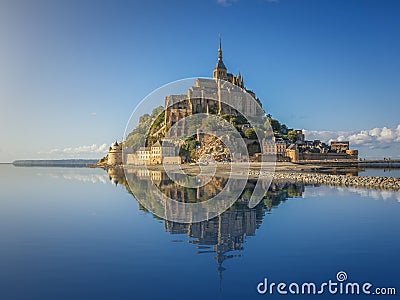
[213,35,227,79]
[218,36,222,60]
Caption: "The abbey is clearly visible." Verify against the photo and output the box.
[101,40,358,166]
[164,39,263,130]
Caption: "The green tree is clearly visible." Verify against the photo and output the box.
[244,128,257,139]
[220,114,231,122]
[281,124,288,134]
[268,118,281,133]
[229,114,247,125]
[287,130,298,142]
[149,110,165,133]
[139,114,151,124]
[125,132,145,151]
[151,106,164,118]
[248,141,261,155]
[180,137,199,157]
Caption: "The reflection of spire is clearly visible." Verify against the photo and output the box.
[216,254,225,292]
[214,252,240,292]
[217,214,223,290]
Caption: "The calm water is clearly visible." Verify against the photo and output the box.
[0,165,399,299]
[359,168,400,178]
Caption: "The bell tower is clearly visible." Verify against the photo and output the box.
[213,37,228,80]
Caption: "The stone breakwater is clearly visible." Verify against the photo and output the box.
[249,171,400,191]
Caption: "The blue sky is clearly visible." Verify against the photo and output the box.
[0,0,399,161]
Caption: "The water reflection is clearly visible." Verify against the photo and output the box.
[303,184,400,202]
[37,169,109,184]
[4,165,398,298]
[359,168,400,178]
[107,167,128,186]
[105,167,304,278]
[104,166,400,286]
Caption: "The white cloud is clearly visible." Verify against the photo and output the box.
[304,186,400,203]
[396,124,400,142]
[40,143,108,156]
[303,124,400,158]
[373,127,398,142]
[303,124,400,149]
[347,130,372,145]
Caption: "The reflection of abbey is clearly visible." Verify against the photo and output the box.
[105,166,305,279]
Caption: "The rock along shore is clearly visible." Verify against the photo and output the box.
[251,171,400,192]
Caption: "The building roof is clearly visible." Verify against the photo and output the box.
[152,141,162,148]
[215,59,227,70]
[138,147,151,151]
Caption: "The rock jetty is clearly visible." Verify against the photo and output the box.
[250,171,400,191]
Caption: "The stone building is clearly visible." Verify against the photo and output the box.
[263,139,287,157]
[286,144,299,162]
[126,141,181,165]
[136,147,151,163]
[164,39,263,132]
[345,149,358,157]
[330,141,349,152]
[107,141,122,165]
[295,130,305,143]
[150,141,162,165]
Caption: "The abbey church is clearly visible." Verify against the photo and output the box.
[164,39,264,130]
[213,38,245,87]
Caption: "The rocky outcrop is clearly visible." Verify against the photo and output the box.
[249,171,400,191]
[95,155,108,167]
[194,134,231,162]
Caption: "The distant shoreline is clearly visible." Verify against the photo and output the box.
[12,159,99,168]
[6,159,400,172]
